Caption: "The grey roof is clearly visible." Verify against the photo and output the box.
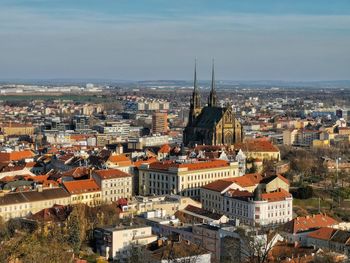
[331,230,350,244]
[193,106,224,129]
[0,188,70,206]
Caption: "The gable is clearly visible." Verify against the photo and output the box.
[193,106,224,129]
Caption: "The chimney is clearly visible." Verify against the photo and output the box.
[37,185,43,192]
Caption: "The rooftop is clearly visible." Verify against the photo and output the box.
[283,214,338,234]
[63,179,100,194]
[93,169,132,180]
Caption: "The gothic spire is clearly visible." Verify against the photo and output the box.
[192,59,201,109]
[194,58,198,92]
[208,59,217,107]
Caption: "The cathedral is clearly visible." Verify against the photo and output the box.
[183,62,243,147]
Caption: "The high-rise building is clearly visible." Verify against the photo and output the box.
[152,112,168,134]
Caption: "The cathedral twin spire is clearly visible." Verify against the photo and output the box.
[191,59,217,109]
[208,59,217,107]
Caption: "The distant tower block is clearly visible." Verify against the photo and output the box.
[152,112,168,135]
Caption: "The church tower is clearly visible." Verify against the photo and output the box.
[189,60,201,125]
[208,60,217,107]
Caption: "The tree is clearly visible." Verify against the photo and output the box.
[67,207,82,254]
[222,227,280,263]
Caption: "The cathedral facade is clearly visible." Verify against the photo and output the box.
[183,62,243,147]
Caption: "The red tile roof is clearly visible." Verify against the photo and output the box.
[63,179,100,194]
[202,180,234,192]
[62,167,90,178]
[225,175,257,188]
[261,189,291,202]
[28,204,72,222]
[284,214,338,234]
[307,227,336,240]
[133,157,158,168]
[226,189,253,200]
[0,150,35,162]
[158,144,171,154]
[94,169,132,180]
[107,154,132,165]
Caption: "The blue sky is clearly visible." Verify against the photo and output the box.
[0,0,349,81]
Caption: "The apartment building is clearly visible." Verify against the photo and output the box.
[152,112,168,134]
[0,187,71,221]
[222,188,293,226]
[0,123,35,136]
[234,138,281,161]
[201,173,292,226]
[94,224,157,260]
[62,179,102,206]
[120,195,201,217]
[138,159,239,198]
[92,169,133,203]
[105,154,133,174]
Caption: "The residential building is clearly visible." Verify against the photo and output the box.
[152,112,168,134]
[119,195,201,217]
[201,173,292,226]
[94,224,157,260]
[63,179,102,206]
[105,154,133,174]
[0,187,71,221]
[222,188,293,226]
[282,214,338,246]
[0,123,35,136]
[307,227,350,257]
[234,138,281,161]
[92,169,133,203]
[128,135,170,150]
[149,239,211,263]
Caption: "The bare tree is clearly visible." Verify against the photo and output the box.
[221,227,280,263]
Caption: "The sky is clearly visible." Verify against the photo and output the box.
[0,0,350,81]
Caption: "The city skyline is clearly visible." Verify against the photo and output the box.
[1,0,349,81]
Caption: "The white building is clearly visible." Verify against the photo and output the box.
[92,169,133,203]
[138,159,239,198]
[94,224,157,260]
[222,188,293,226]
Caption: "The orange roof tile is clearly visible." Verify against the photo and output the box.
[107,154,132,165]
[62,167,89,178]
[0,150,35,162]
[261,189,291,202]
[133,157,158,168]
[284,214,338,234]
[158,144,171,154]
[63,179,100,194]
[307,227,336,240]
[225,176,257,188]
[94,169,132,180]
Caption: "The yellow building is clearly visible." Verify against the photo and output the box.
[312,139,330,148]
[234,138,281,161]
[260,174,290,193]
[63,179,102,206]
[0,187,71,221]
[1,123,35,136]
